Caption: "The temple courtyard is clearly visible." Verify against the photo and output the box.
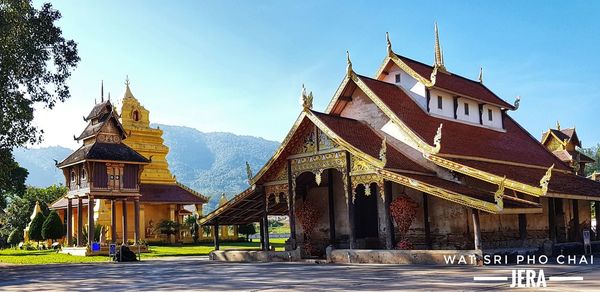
[1,258,599,291]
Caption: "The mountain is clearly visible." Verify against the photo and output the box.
[13,124,280,212]
[13,146,73,188]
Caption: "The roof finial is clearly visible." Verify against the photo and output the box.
[108,92,111,100]
[556,120,561,130]
[434,22,446,71]
[100,80,104,102]
[346,50,353,75]
[301,84,313,111]
[478,67,483,83]
[386,32,394,58]
[513,95,521,110]
[124,75,134,99]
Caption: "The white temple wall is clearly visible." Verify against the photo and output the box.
[481,104,503,129]
[428,88,454,118]
[456,97,480,124]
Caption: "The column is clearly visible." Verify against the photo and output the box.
[66,198,73,246]
[122,200,128,244]
[134,198,140,245]
[472,208,482,251]
[572,199,580,240]
[87,196,95,246]
[345,152,355,249]
[213,223,220,250]
[77,197,83,246]
[259,218,265,250]
[111,200,117,243]
[595,202,600,240]
[548,198,557,242]
[286,159,296,249]
[383,181,394,249]
[423,193,432,249]
[263,193,270,251]
[518,214,527,240]
[327,169,336,246]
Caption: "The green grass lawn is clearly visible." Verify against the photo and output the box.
[0,249,107,265]
[0,238,288,265]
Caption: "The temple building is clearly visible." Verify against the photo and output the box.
[52,81,209,250]
[541,122,595,176]
[202,25,600,259]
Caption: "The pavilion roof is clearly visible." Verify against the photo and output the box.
[50,182,207,209]
[56,142,149,168]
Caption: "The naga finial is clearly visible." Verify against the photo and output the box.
[379,136,387,165]
[478,67,483,83]
[556,120,561,130]
[346,50,353,75]
[495,176,506,210]
[245,161,253,184]
[540,164,554,195]
[430,65,438,85]
[301,84,313,111]
[513,96,521,110]
[432,123,443,153]
[386,32,393,58]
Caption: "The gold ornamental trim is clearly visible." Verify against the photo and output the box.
[380,169,501,214]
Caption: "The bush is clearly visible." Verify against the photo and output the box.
[8,228,23,246]
[42,210,64,242]
[28,212,46,243]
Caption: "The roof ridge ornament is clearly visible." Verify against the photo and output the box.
[556,120,561,130]
[513,96,521,110]
[540,164,554,195]
[494,176,506,211]
[386,32,394,58]
[246,161,253,185]
[124,75,135,99]
[301,84,313,111]
[433,22,446,72]
[432,123,443,153]
[478,67,483,83]
[101,80,104,102]
[379,136,387,165]
[346,50,353,75]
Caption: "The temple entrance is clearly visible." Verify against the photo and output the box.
[353,183,379,248]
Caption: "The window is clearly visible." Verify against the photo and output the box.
[464,103,469,115]
[70,170,76,182]
[437,96,443,109]
[80,168,86,180]
[132,110,139,121]
[395,73,401,83]
[488,109,493,121]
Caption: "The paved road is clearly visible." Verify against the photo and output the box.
[1,257,599,291]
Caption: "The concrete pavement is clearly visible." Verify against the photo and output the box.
[1,256,599,291]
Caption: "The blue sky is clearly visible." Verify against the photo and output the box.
[33,1,600,149]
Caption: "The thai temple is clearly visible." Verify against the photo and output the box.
[51,80,212,250]
[202,24,600,261]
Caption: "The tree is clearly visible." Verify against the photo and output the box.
[184,215,200,244]
[0,185,66,242]
[0,0,80,149]
[0,149,28,209]
[28,212,45,244]
[7,228,23,246]
[238,224,256,241]
[42,210,63,242]
[156,220,180,244]
[582,144,600,176]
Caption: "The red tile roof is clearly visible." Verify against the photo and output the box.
[396,55,514,109]
[312,111,432,174]
[357,75,571,171]
[445,158,600,198]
